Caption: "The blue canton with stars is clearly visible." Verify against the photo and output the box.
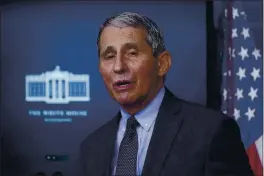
[220,3,263,149]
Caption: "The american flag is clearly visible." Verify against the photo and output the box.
[220,1,263,175]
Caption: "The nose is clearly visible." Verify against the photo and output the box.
[113,55,127,74]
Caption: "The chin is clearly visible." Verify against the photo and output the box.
[116,98,134,105]
[115,96,137,106]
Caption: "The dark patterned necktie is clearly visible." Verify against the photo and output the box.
[115,116,139,176]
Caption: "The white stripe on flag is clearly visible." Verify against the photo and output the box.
[255,135,263,165]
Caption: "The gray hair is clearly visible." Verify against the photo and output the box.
[97,12,166,58]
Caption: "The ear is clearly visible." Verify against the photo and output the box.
[157,51,172,77]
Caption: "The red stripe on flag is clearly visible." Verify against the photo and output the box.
[247,143,263,176]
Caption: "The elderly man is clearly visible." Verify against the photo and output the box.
[80,12,253,176]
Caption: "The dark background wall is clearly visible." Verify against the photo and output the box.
[0,2,207,176]
[1,1,261,176]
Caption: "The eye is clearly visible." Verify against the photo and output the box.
[105,54,115,60]
[128,50,138,56]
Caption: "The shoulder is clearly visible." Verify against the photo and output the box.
[180,99,229,122]
[163,88,237,137]
[169,94,252,174]
[175,97,238,137]
[165,87,229,126]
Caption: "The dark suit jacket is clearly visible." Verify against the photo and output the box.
[80,88,254,176]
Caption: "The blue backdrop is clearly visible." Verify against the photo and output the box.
[1,2,207,175]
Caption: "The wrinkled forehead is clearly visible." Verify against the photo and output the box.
[99,26,149,51]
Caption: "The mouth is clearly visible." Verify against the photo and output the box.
[113,80,134,91]
[114,80,131,86]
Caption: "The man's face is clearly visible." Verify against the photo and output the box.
[98,26,165,106]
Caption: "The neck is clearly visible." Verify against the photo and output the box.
[121,83,164,115]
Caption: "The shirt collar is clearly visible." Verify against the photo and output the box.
[120,86,165,131]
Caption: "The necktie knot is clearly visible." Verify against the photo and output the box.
[126,116,139,130]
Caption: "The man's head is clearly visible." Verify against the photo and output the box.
[97,12,172,114]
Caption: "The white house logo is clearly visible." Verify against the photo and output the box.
[25,66,90,104]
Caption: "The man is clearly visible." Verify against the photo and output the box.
[80,12,253,176]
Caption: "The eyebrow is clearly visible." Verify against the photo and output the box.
[122,42,139,50]
[100,42,140,57]
[100,46,116,57]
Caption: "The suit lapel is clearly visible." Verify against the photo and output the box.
[142,88,183,176]
[93,112,121,176]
